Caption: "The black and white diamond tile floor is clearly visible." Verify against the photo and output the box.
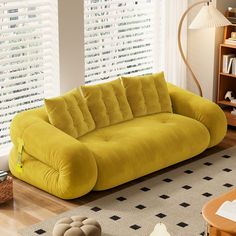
[110,215,121,221]
[20,147,236,236]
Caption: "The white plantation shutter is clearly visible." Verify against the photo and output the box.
[84,0,187,86]
[84,0,156,84]
[0,0,59,155]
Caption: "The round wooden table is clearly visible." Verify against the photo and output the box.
[202,188,236,236]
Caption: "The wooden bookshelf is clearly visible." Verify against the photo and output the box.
[221,43,236,49]
[219,72,236,78]
[218,100,236,108]
[217,15,236,126]
[224,108,236,126]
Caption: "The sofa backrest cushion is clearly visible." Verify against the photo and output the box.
[44,89,95,138]
[121,72,172,117]
[80,79,133,128]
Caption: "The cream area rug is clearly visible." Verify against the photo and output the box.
[19,147,236,236]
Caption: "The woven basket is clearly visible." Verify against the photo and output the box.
[0,176,13,204]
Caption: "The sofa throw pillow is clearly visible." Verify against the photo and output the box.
[121,72,173,117]
[44,89,95,138]
[80,79,133,128]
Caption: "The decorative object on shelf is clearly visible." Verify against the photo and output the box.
[228,7,236,13]
[227,7,236,24]
[178,0,231,97]
[224,91,235,101]
[231,32,236,39]
[150,223,171,236]
[53,216,101,236]
[224,9,236,46]
[231,108,236,115]
[0,176,13,204]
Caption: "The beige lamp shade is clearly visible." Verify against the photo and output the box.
[189,5,232,29]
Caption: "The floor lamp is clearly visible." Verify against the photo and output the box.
[178,0,231,97]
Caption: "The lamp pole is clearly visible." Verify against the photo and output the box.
[178,0,210,97]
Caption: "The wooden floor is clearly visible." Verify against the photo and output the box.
[1,127,236,236]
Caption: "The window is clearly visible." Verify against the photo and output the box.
[84,0,187,87]
[84,0,157,84]
[0,0,59,155]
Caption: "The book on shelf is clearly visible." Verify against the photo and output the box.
[222,54,235,73]
[231,108,236,115]
[225,38,236,45]
[228,7,236,23]
[228,58,234,74]
[232,58,236,75]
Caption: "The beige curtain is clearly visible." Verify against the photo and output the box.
[155,0,188,88]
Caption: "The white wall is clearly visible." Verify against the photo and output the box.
[187,0,236,100]
[187,0,216,100]
[58,0,85,94]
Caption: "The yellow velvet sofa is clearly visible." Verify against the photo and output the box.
[9,74,227,199]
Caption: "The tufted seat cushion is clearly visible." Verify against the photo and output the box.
[53,216,101,236]
[79,113,210,190]
[80,79,133,128]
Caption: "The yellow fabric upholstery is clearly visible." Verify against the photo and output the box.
[9,81,227,199]
[121,72,172,117]
[80,79,133,128]
[9,108,97,199]
[167,83,227,147]
[44,89,95,138]
[79,113,210,190]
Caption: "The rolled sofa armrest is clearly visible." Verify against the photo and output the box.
[9,108,97,199]
[167,83,227,148]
